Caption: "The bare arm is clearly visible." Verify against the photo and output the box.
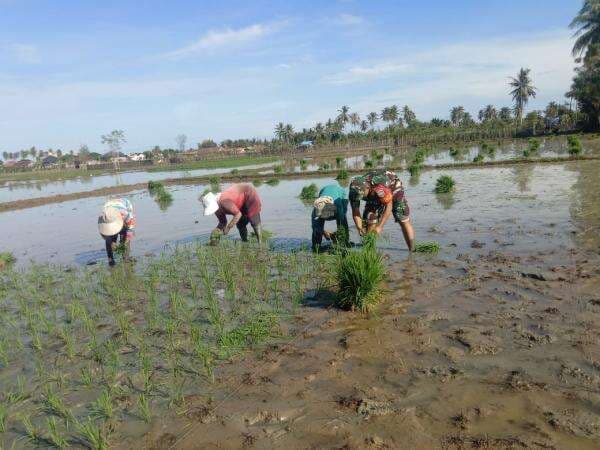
[224,211,242,235]
[352,207,365,236]
[375,202,393,234]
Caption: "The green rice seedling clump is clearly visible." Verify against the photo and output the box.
[299,183,319,200]
[434,175,455,194]
[230,168,239,175]
[414,149,426,164]
[473,153,484,163]
[147,180,163,194]
[568,135,582,155]
[266,178,279,186]
[0,252,16,270]
[336,169,349,180]
[414,241,441,253]
[335,233,384,312]
[528,138,540,153]
[408,163,421,176]
[364,160,374,168]
[273,165,284,174]
[335,156,344,167]
[252,179,263,187]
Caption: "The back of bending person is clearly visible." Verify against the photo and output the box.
[311,184,349,251]
[201,183,262,243]
[97,197,136,266]
[349,170,415,251]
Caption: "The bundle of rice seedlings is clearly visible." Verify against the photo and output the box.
[335,156,344,167]
[266,178,280,186]
[299,183,319,200]
[336,169,349,180]
[568,135,582,155]
[413,241,441,253]
[273,165,284,174]
[0,252,16,270]
[252,179,264,187]
[147,180,163,194]
[335,233,384,312]
[434,175,455,193]
[318,162,331,171]
[364,160,374,168]
[528,138,540,153]
[473,153,484,163]
[230,168,239,175]
[408,163,421,176]
[414,149,426,165]
[449,147,460,158]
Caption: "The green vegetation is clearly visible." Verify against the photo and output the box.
[473,153,484,163]
[414,241,441,253]
[318,162,331,171]
[336,169,349,180]
[252,179,263,187]
[299,183,319,200]
[528,138,540,154]
[265,178,280,186]
[146,156,279,173]
[299,159,308,170]
[414,149,426,165]
[364,160,374,168]
[335,233,384,312]
[434,175,456,193]
[408,162,421,177]
[0,252,16,270]
[0,241,331,447]
[568,135,582,155]
[273,165,284,174]
[230,168,239,175]
[335,156,344,167]
[147,180,173,211]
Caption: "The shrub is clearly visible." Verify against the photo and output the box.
[473,154,484,163]
[299,183,319,200]
[0,252,16,270]
[568,135,582,155]
[336,169,349,180]
[335,233,384,312]
[435,175,455,193]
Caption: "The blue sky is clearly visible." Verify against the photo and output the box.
[0,0,582,153]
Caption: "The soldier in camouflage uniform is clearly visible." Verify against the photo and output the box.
[349,170,415,251]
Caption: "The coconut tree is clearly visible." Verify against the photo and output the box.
[499,107,513,122]
[367,112,378,129]
[450,106,466,126]
[349,112,361,129]
[509,68,537,124]
[360,120,369,132]
[284,124,294,143]
[571,0,600,61]
[381,105,399,126]
[337,106,350,127]
[274,122,285,141]
[545,101,560,119]
[478,105,498,123]
[402,105,416,126]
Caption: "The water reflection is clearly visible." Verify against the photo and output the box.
[435,192,456,210]
[512,165,535,192]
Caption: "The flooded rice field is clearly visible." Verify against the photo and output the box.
[0,161,279,203]
[1,158,599,449]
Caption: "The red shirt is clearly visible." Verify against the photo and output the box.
[216,184,262,224]
[367,184,393,205]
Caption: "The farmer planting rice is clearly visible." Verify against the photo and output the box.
[349,170,415,251]
[202,183,263,243]
[311,184,349,251]
[97,197,135,266]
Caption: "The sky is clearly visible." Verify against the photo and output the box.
[0,0,583,153]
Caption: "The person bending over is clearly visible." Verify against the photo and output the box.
[97,197,135,266]
[311,184,349,251]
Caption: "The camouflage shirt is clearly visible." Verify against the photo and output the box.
[349,170,403,209]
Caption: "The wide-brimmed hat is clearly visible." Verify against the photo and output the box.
[314,196,336,220]
[98,207,124,237]
[201,192,221,216]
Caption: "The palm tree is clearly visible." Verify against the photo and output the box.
[2,151,7,160]
[349,112,360,129]
[360,120,368,132]
[367,112,378,129]
[284,124,294,143]
[479,105,498,122]
[450,106,465,126]
[381,105,399,126]
[337,106,350,126]
[570,0,600,60]
[545,101,560,119]
[509,68,537,124]
[499,107,512,121]
[274,122,285,141]
[402,105,416,126]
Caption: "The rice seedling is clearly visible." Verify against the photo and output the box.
[336,169,349,180]
[568,135,582,155]
[252,179,263,187]
[299,159,308,170]
[335,233,384,312]
[218,311,277,354]
[449,147,460,158]
[408,162,421,176]
[473,153,484,163]
[46,417,68,449]
[155,188,173,211]
[43,387,74,423]
[80,365,94,387]
[147,180,163,195]
[364,159,374,168]
[318,162,331,171]
[434,175,456,193]
[413,241,441,253]
[20,414,45,446]
[299,183,319,200]
[137,394,151,423]
[273,165,284,174]
[76,417,108,450]
[0,404,7,433]
[335,156,344,167]
[5,376,27,405]
[414,149,426,164]
[0,252,16,271]
[528,138,540,153]
[230,168,239,175]
[90,390,114,421]
[266,178,279,186]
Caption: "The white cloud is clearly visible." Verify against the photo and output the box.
[334,13,364,26]
[4,43,40,64]
[325,62,414,84]
[164,23,280,59]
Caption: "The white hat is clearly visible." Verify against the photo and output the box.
[201,192,221,216]
[98,207,124,237]
[313,196,336,220]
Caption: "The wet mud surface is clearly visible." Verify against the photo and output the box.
[134,246,600,450]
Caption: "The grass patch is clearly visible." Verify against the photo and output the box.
[414,241,441,253]
[335,234,384,312]
[434,175,455,193]
[299,183,319,200]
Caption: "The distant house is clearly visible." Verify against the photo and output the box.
[297,140,314,151]
[14,159,33,168]
[42,155,59,167]
[3,160,17,168]
[128,153,146,162]
[110,156,129,163]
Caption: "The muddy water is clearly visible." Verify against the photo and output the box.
[0,161,279,203]
[0,160,595,269]
[132,161,600,450]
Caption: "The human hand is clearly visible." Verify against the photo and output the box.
[374,226,383,235]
